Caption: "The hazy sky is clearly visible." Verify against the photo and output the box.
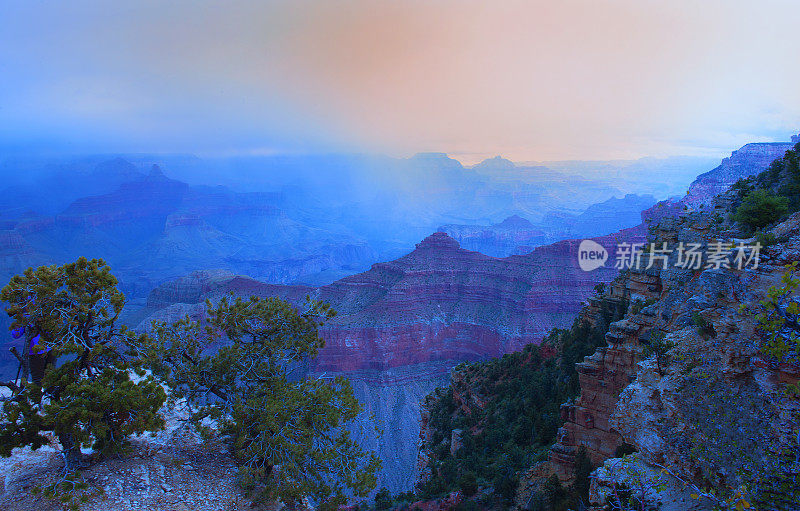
[1,0,799,163]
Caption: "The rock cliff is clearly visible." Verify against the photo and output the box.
[549,199,800,509]
[139,230,641,373]
[684,141,795,206]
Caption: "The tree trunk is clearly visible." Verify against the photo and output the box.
[58,431,84,472]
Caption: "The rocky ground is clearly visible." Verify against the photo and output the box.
[0,402,285,511]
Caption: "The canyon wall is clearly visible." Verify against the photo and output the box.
[684,141,795,207]
[134,228,642,491]
[547,202,800,509]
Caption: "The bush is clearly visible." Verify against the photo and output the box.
[135,296,380,511]
[757,262,800,362]
[374,487,392,510]
[0,259,166,509]
[529,475,568,511]
[733,189,789,232]
[574,446,593,505]
[755,231,778,247]
[641,330,675,375]
[458,471,478,497]
[692,312,716,339]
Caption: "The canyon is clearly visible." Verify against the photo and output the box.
[133,229,634,491]
[1,135,797,496]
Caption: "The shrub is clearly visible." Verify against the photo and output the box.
[692,312,716,339]
[757,262,800,362]
[641,330,675,375]
[733,189,789,232]
[0,259,166,509]
[134,295,380,510]
[374,487,392,510]
[458,471,478,497]
[755,231,778,247]
[573,446,593,505]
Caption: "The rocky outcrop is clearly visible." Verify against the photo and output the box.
[549,197,800,508]
[140,230,640,373]
[547,134,800,483]
[549,271,661,481]
[549,194,726,483]
[439,215,547,257]
[684,140,796,206]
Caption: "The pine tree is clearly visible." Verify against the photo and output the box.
[130,294,381,510]
[0,258,166,507]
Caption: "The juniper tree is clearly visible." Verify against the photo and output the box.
[0,258,166,505]
[130,294,380,510]
[641,330,674,376]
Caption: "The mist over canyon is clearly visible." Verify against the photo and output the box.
[0,136,796,492]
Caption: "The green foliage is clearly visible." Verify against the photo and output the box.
[374,487,393,510]
[641,330,675,376]
[31,471,102,511]
[756,261,800,363]
[732,188,789,232]
[133,295,380,511]
[630,298,657,315]
[754,230,777,247]
[529,475,568,511]
[458,471,478,497]
[417,296,627,507]
[573,446,593,506]
[728,143,800,230]
[692,312,716,339]
[731,177,755,200]
[754,142,800,211]
[0,258,166,509]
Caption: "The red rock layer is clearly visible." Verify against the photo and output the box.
[139,229,646,372]
[549,270,661,482]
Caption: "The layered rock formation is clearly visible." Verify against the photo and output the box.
[684,140,796,206]
[549,267,663,480]
[548,199,800,508]
[139,230,640,373]
[135,228,644,491]
[0,163,377,307]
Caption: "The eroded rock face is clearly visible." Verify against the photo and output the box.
[136,230,642,492]
[140,231,638,373]
[549,269,661,481]
[684,141,796,207]
[552,200,800,508]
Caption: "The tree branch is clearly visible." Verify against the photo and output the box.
[179,350,229,401]
[9,347,23,364]
[0,380,20,392]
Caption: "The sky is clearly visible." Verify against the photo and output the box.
[1,0,799,163]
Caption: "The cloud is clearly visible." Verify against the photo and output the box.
[1,0,799,160]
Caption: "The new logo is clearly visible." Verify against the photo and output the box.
[578,239,608,271]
